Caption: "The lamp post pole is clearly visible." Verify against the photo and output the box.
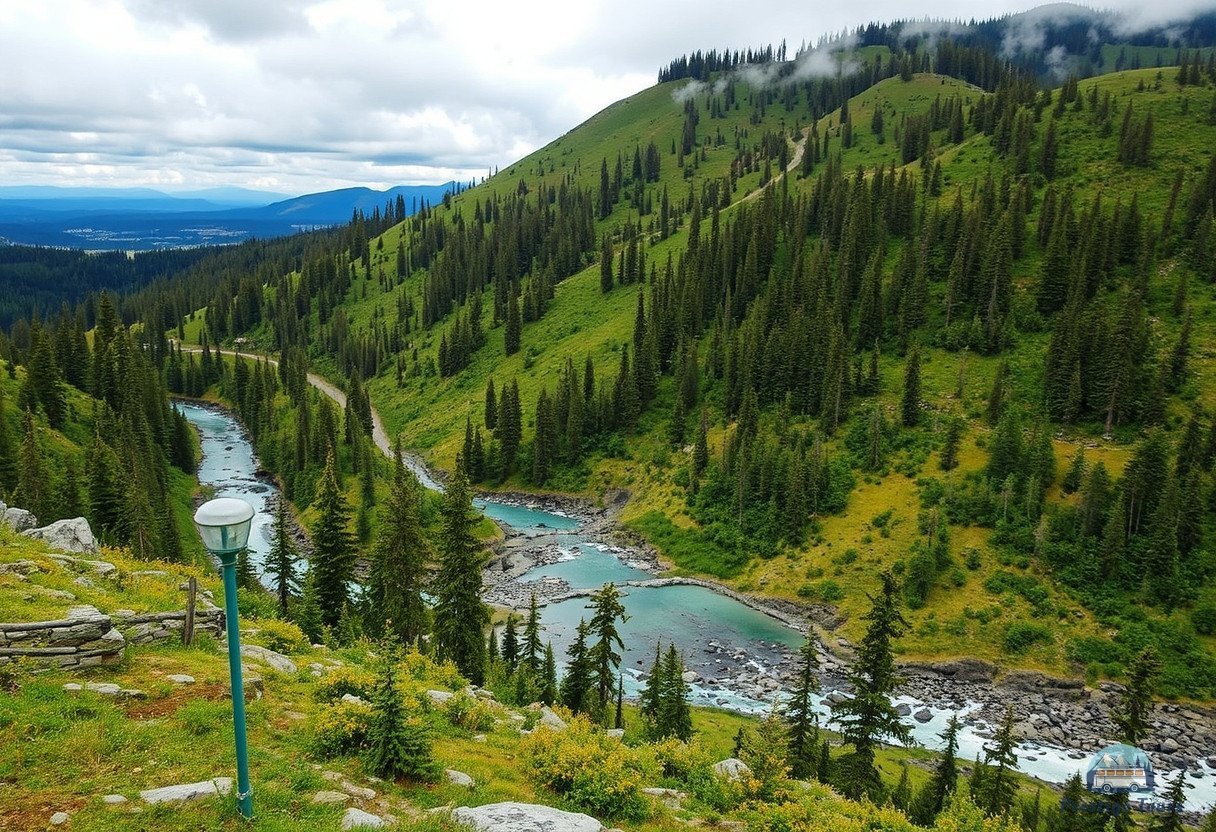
[193,498,256,821]
[218,547,253,820]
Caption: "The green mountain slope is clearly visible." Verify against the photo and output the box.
[185,57,1216,697]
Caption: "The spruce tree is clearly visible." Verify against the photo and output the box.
[1152,774,1190,832]
[432,462,489,684]
[501,614,520,672]
[785,627,821,779]
[1115,647,1161,745]
[560,618,594,714]
[312,446,354,630]
[264,499,299,617]
[901,344,922,427]
[656,644,693,741]
[0,384,16,494]
[587,582,628,719]
[978,706,1019,818]
[522,593,543,674]
[14,410,48,521]
[484,378,498,431]
[939,416,963,471]
[505,289,522,356]
[370,445,430,645]
[540,642,558,706]
[829,571,910,799]
[639,642,663,730]
[294,572,324,645]
[911,714,961,824]
[364,635,439,782]
[600,235,614,293]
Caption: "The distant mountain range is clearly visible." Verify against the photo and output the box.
[0,183,457,250]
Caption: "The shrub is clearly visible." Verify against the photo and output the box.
[315,666,376,703]
[445,693,496,732]
[312,699,374,757]
[252,619,309,654]
[1192,603,1216,636]
[523,714,656,821]
[1003,622,1053,653]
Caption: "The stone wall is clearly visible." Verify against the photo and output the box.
[0,605,125,668]
[0,604,225,669]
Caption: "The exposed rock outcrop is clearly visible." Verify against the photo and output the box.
[452,802,603,832]
[22,517,99,554]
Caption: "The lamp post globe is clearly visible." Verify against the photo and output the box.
[193,497,255,561]
[193,496,256,820]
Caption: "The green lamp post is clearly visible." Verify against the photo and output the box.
[193,497,256,820]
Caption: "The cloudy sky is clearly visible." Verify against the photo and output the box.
[0,0,1210,195]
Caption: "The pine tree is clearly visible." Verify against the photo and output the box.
[656,643,692,741]
[312,446,354,629]
[497,380,522,478]
[532,388,556,485]
[0,384,15,494]
[501,614,520,672]
[939,416,963,471]
[587,583,628,719]
[14,410,48,521]
[1115,647,1161,745]
[364,635,439,782]
[978,707,1019,818]
[540,642,558,706]
[560,618,594,714]
[432,462,489,684]
[505,289,522,356]
[829,571,910,800]
[1151,774,1190,832]
[370,445,431,645]
[522,593,543,674]
[264,499,299,617]
[484,378,498,431]
[639,642,663,731]
[901,344,922,427]
[785,627,821,779]
[294,572,324,646]
[911,714,961,825]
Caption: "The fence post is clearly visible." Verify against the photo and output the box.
[183,577,197,646]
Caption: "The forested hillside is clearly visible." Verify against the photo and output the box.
[7,15,1216,698]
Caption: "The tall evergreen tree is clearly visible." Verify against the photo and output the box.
[911,714,961,825]
[785,627,821,779]
[560,618,594,714]
[829,571,910,799]
[901,344,922,427]
[978,707,1020,818]
[1115,647,1161,745]
[586,582,628,719]
[312,446,354,630]
[370,443,431,645]
[264,499,299,618]
[433,462,490,684]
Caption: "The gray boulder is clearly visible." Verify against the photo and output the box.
[453,802,603,832]
[22,518,99,554]
[713,758,751,781]
[239,644,296,674]
[342,808,388,830]
[445,768,475,788]
[2,506,37,532]
[139,777,233,805]
[538,706,568,731]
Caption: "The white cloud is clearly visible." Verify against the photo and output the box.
[0,0,1211,193]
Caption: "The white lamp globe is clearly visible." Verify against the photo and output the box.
[193,497,255,556]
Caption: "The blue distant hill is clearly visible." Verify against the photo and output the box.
[0,182,457,249]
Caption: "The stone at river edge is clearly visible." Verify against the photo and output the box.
[452,802,603,832]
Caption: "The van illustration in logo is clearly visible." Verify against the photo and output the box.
[1085,743,1156,794]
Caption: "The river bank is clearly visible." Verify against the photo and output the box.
[475,484,1216,799]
